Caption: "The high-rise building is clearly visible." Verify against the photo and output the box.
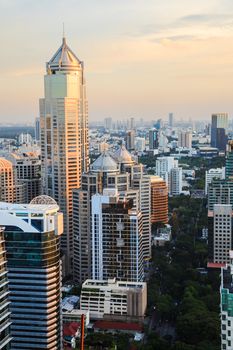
[221,252,233,350]
[150,176,168,225]
[149,128,159,150]
[73,145,151,283]
[1,196,63,350]
[35,117,40,143]
[125,130,135,151]
[0,227,12,350]
[226,140,233,180]
[211,113,228,150]
[6,152,41,203]
[205,168,225,195]
[208,204,233,264]
[0,158,26,203]
[208,179,233,211]
[104,117,112,130]
[178,131,192,148]
[169,167,182,196]
[135,137,146,152]
[169,113,174,127]
[92,189,144,282]
[80,278,147,321]
[40,36,89,267]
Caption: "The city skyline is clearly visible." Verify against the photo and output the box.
[1,0,233,123]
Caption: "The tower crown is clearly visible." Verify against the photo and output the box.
[47,37,82,73]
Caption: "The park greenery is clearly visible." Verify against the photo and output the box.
[145,195,220,350]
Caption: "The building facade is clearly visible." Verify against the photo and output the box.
[0,227,12,350]
[211,113,228,150]
[80,279,147,321]
[205,168,225,195]
[150,176,168,225]
[178,131,192,148]
[0,196,63,350]
[40,37,89,268]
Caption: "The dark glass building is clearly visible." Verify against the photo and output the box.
[0,196,63,350]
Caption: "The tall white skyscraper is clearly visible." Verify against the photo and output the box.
[40,37,89,267]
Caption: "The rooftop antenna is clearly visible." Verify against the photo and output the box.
[62,23,66,44]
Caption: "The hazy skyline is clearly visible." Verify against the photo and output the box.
[1,0,233,123]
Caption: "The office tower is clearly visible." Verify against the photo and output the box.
[208,204,233,264]
[226,140,233,180]
[0,227,12,350]
[6,152,41,203]
[73,146,151,283]
[154,119,162,130]
[125,130,135,151]
[156,157,178,182]
[104,117,112,130]
[178,131,192,148]
[150,176,168,225]
[205,168,225,195]
[0,158,14,202]
[40,36,89,266]
[221,252,233,350]
[1,196,63,350]
[170,167,182,196]
[169,113,173,127]
[92,189,144,282]
[35,117,40,143]
[149,128,159,150]
[80,279,147,321]
[208,179,233,211]
[211,113,228,150]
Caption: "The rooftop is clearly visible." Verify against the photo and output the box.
[91,151,119,173]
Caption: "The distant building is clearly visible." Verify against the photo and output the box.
[0,227,12,349]
[135,137,146,152]
[208,204,233,264]
[150,176,168,225]
[178,131,192,148]
[125,130,135,151]
[153,225,172,247]
[205,168,225,195]
[80,278,147,321]
[170,167,182,196]
[1,196,63,349]
[104,117,112,130]
[226,140,233,180]
[220,252,233,350]
[169,113,174,127]
[149,128,159,150]
[18,133,33,145]
[211,113,228,150]
[35,117,40,142]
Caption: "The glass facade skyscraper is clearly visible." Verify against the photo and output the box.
[0,196,63,350]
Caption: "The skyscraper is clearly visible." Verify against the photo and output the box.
[226,140,233,180]
[92,189,144,282]
[1,196,63,349]
[149,128,159,150]
[178,131,192,148]
[169,113,173,127]
[125,130,135,151]
[40,37,89,267]
[0,227,12,350]
[150,176,168,225]
[211,113,228,150]
[73,145,151,283]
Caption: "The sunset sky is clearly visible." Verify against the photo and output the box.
[1,0,233,123]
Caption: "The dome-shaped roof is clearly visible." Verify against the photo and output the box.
[0,158,13,169]
[47,37,82,73]
[112,144,135,165]
[30,195,58,205]
[91,151,119,173]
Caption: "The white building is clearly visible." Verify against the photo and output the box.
[18,133,33,146]
[80,278,147,321]
[156,157,178,182]
[170,167,182,196]
[205,167,225,195]
[40,36,89,269]
[135,137,146,152]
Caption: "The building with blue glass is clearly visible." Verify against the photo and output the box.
[0,195,63,350]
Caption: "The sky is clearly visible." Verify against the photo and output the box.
[1,0,233,124]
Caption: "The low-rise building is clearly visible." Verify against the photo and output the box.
[80,279,147,322]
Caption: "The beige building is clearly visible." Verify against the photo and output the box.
[40,37,89,269]
[80,279,147,321]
